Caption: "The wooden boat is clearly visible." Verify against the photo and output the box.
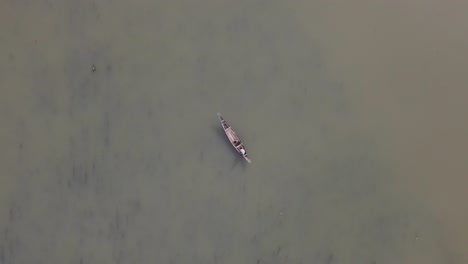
[217,112,251,163]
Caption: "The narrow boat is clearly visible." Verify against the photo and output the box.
[217,113,251,163]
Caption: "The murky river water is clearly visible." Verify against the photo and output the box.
[1,0,467,263]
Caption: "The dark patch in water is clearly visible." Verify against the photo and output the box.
[273,245,282,256]
[69,164,89,188]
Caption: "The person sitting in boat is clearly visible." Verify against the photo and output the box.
[240,148,246,155]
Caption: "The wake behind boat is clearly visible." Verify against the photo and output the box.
[217,113,251,163]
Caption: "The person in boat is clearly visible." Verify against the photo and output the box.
[240,148,246,155]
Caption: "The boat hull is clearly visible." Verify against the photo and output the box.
[217,113,251,163]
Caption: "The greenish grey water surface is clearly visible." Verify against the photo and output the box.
[1,0,467,263]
